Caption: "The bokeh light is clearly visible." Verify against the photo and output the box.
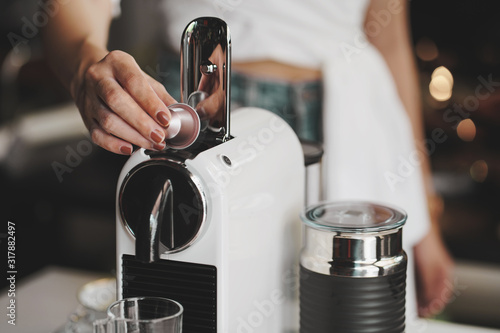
[416,37,439,62]
[432,66,454,86]
[456,119,476,142]
[470,160,488,183]
[429,66,454,102]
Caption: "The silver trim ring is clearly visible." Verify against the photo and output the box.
[118,157,207,255]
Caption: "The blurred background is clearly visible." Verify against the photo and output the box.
[0,0,499,329]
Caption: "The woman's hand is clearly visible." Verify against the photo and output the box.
[41,0,176,154]
[414,224,455,317]
[414,195,455,317]
[71,48,177,155]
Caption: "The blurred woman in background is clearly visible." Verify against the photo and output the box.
[41,0,454,321]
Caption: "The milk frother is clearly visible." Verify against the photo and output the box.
[300,201,407,333]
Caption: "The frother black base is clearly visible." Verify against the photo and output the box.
[300,265,406,333]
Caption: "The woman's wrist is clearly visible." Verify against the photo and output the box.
[69,40,108,100]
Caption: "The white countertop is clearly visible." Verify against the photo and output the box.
[409,320,499,333]
[0,266,498,333]
[0,266,108,333]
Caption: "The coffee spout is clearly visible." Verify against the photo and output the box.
[135,179,173,263]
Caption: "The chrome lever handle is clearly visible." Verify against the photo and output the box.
[181,17,231,144]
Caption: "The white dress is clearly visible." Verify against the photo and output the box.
[155,0,430,323]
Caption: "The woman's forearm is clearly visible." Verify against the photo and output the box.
[365,0,437,202]
[41,0,113,96]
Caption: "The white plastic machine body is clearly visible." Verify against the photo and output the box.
[116,107,304,332]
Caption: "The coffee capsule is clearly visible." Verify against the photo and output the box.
[165,103,201,149]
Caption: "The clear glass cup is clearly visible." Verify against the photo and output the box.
[93,297,183,333]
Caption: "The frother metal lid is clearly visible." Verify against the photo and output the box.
[301,201,406,233]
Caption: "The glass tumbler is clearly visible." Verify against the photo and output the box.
[300,201,407,333]
[93,297,183,333]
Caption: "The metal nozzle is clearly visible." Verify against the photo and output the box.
[135,179,173,263]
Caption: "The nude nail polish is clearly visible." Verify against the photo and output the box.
[120,146,133,155]
[153,142,166,151]
[151,129,165,143]
[157,111,170,127]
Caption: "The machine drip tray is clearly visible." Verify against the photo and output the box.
[122,254,217,332]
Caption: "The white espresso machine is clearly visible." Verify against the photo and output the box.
[115,17,304,332]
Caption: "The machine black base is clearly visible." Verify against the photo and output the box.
[122,255,217,333]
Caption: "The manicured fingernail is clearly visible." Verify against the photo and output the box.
[157,111,170,127]
[119,146,132,155]
[153,142,165,151]
[150,129,164,143]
